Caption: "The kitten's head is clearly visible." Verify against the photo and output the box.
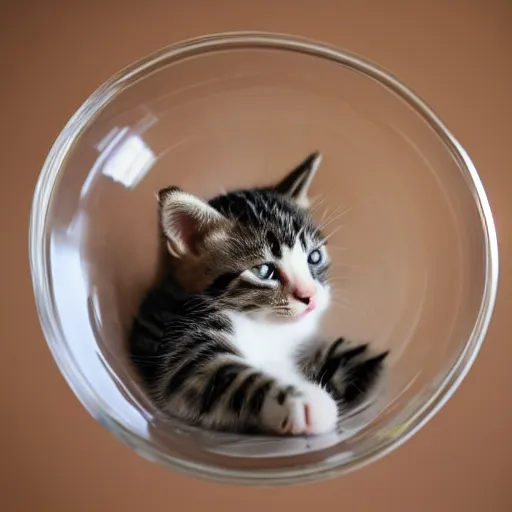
[158,152,331,323]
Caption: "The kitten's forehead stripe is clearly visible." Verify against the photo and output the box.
[209,189,319,251]
[266,230,282,259]
[206,272,241,296]
[299,231,307,251]
[241,192,261,222]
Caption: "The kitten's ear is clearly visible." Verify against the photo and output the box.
[157,186,226,258]
[274,152,322,208]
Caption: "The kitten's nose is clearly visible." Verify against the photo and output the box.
[294,294,312,305]
[293,286,316,306]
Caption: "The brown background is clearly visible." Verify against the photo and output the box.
[1,1,511,511]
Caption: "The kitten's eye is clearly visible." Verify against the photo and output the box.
[251,263,276,280]
[308,249,323,265]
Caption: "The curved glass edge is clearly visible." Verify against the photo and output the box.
[28,31,499,485]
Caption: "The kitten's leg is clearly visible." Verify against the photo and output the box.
[298,338,389,409]
[160,355,336,435]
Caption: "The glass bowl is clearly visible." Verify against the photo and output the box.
[29,32,498,485]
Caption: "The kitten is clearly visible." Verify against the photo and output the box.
[129,153,388,436]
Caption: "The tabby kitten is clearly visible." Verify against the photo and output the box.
[130,153,388,435]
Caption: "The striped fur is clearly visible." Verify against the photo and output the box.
[130,153,388,435]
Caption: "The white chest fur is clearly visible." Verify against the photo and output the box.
[226,311,318,383]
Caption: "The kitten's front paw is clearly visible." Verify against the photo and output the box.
[261,384,338,436]
[322,338,389,407]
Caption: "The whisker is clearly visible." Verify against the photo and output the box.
[309,196,327,213]
[319,213,345,231]
[330,301,356,312]
[322,224,345,241]
[317,205,345,226]
[318,205,337,223]
[330,292,356,303]
[318,206,351,229]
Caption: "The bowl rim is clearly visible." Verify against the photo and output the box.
[29,31,499,485]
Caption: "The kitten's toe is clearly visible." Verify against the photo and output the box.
[301,384,339,435]
[261,385,307,435]
[280,395,309,435]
